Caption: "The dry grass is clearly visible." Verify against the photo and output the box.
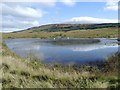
[3,55,104,88]
[3,28,118,39]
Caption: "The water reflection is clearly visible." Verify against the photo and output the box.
[5,38,118,65]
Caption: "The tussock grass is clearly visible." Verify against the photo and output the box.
[1,41,119,88]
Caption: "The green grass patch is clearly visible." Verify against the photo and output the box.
[2,28,118,39]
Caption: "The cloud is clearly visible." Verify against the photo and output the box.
[2,18,40,32]
[2,0,56,3]
[2,3,43,19]
[1,3,42,32]
[1,0,77,32]
[2,19,39,28]
[1,19,38,32]
[70,44,118,52]
[2,0,76,7]
[104,0,119,11]
[68,16,117,23]
[2,28,23,32]
[2,0,56,7]
[1,1,118,32]
[61,0,76,6]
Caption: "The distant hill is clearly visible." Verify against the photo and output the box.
[18,23,119,32]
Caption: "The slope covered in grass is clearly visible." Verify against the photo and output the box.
[18,23,118,32]
[3,28,118,39]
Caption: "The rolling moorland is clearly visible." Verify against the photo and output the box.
[1,23,120,88]
[3,23,119,39]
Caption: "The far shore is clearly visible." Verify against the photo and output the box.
[2,28,118,39]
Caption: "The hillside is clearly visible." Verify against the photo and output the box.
[17,23,119,32]
[3,23,119,39]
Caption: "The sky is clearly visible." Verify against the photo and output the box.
[1,0,119,32]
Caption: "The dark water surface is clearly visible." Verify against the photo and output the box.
[5,38,118,65]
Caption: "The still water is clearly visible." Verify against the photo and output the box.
[5,38,118,65]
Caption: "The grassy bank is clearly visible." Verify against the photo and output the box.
[3,28,118,39]
[1,41,119,88]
